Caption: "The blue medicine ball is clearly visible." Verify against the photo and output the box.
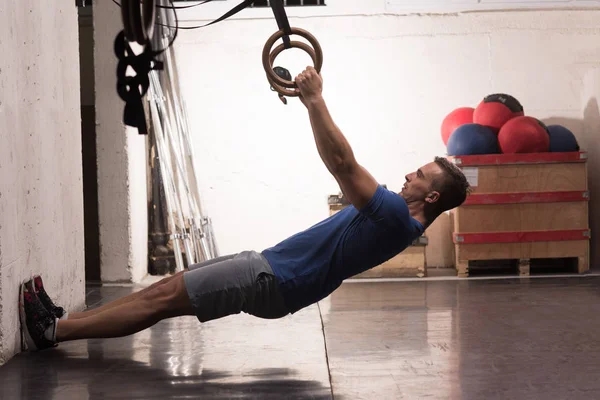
[547,125,580,152]
[447,123,499,156]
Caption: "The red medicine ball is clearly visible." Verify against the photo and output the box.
[473,93,525,133]
[441,107,474,145]
[498,116,550,153]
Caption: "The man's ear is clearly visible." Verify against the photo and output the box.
[425,191,440,204]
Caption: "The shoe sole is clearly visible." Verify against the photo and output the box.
[19,282,38,351]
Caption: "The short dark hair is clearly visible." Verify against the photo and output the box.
[429,157,471,216]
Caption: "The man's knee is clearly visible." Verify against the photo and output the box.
[143,275,193,318]
[147,270,186,290]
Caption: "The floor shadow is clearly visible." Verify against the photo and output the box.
[0,350,331,400]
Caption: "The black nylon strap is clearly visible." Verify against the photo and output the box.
[269,0,292,48]
[169,0,291,35]
[201,0,256,28]
[154,0,256,30]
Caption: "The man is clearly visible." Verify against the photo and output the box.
[20,67,470,350]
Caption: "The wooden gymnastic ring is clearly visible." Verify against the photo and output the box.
[262,27,323,90]
[265,41,317,97]
[267,74,296,98]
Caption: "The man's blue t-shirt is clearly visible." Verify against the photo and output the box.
[261,185,425,314]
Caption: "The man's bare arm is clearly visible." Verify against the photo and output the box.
[296,67,379,210]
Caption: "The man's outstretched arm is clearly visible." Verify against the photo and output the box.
[295,67,378,210]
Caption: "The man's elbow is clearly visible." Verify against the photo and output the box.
[330,155,358,176]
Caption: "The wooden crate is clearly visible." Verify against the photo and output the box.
[328,194,428,278]
[450,152,591,277]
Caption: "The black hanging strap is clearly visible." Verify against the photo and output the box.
[169,0,292,37]
[269,0,292,48]
[187,0,257,29]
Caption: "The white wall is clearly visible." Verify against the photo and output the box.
[0,1,85,364]
[174,5,600,267]
[94,1,148,282]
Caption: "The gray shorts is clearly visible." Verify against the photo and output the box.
[183,251,289,323]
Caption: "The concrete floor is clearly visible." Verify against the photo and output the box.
[2,276,600,399]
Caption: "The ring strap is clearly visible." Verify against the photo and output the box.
[269,0,292,49]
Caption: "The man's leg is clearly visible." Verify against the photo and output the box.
[19,251,286,350]
[56,273,194,341]
[68,271,185,320]
[20,273,195,350]
[68,254,237,320]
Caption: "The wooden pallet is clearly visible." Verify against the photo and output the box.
[456,249,589,278]
[450,152,591,278]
